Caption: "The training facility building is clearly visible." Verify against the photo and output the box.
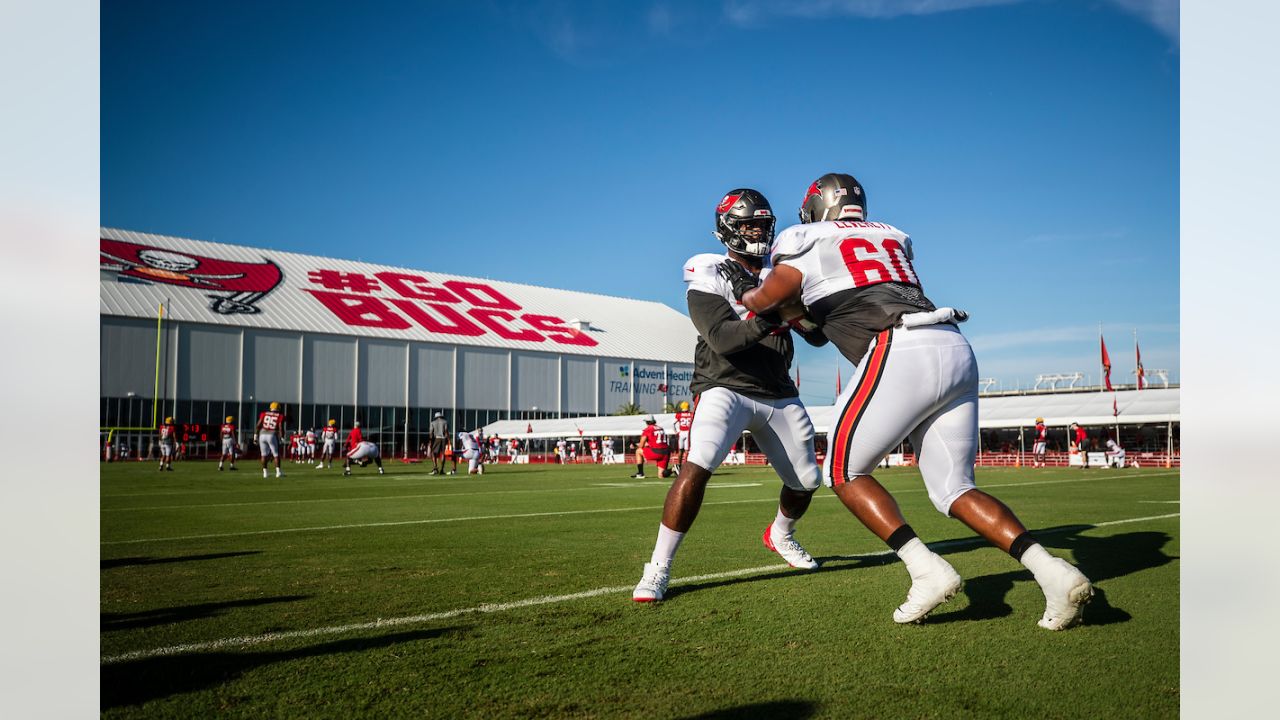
[100,228,698,457]
[484,386,1179,467]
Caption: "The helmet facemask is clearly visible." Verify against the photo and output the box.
[716,215,775,257]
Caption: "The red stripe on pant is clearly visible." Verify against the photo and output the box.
[829,329,892,486]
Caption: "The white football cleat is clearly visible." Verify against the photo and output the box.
[632,562,670,603]
[893,553,963,624]
[631,473,646,479]
[763,526,820,570]
[1036,558,1093,630]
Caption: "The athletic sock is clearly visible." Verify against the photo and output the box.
[771,507,798,538]
[636,463,644,475]
[895,536,935,573]
[1018,543,1058,580]
[649,524,685,567]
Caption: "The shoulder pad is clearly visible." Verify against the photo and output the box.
[683,253,727,284]
[770,225,814,265]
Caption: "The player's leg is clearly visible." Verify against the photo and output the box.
[634,388,746,602]
[825,328,962,623]
[632,446,646,478]
[749,396,822,570]
[272,437,283,477]
[918,338,1091,630]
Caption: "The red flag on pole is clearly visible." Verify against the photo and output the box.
[1135,337,1145,390]
[526,423,533,434]
[1113,394,1118,417]
[795,367,800,390]
[836,365,842,395]
[1100,334,1113,391]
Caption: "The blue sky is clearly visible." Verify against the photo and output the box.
[102,0,1179,406]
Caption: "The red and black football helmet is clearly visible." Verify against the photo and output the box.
[799,173,867,223]
[713,188,775,257]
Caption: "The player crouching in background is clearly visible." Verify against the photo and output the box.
[633,416,671,479]
[344,440,385,476]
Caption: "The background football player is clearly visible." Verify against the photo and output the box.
[1033,417,1048,468]
[633,188,827,603]
[255,401,286,478]
[736,172,1092,630]
[632,416,671,479]
[344,439,385,476]
[219,415,238,471]
[673,400,694,471]
[318,419,339,469]
[459,428,485,475]
[157,416,177,471]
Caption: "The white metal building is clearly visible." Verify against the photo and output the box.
[100,228,698,455]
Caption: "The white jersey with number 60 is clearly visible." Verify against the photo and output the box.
[770,220,920,306]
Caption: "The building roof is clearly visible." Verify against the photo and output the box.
[481,388,1179,439]
[100,228,697,363]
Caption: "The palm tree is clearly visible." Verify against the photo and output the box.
[615,402,643,416]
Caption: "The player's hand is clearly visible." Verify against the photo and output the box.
[755,310,782,332]
[716,259,758,301]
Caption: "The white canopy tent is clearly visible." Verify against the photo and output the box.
[481,388,1178,440]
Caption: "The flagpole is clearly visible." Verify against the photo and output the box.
[1098,322,1103,392]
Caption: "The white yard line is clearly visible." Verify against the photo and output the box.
[106,481,762,511]
[102,472,1178,545]
[100,511,1180,665]
[104,471,1178,513]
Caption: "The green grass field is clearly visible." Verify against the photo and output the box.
[100,460,1179,718]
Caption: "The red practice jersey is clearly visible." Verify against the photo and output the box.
[322,427,338,442]
[159,423,176,441]
[1075,427,1087,444]
[221,423,236,438]
[675,411,694,433]
[642,425,669,451]
[1035,423,1047,442]
[347,427,363,450]
[258,410,284,434]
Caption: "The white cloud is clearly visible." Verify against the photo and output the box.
[1105,0,1179,43]
[723,0,1025,25]
[722,0,1179,44]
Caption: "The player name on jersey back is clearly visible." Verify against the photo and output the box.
[771,221,920,306]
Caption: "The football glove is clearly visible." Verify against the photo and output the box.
[716,259,758,301]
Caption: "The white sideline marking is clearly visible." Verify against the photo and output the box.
[104,470,1178,513]
[1139,500,1180,504]
[100,511,1179,665]
[101,471,1178,545]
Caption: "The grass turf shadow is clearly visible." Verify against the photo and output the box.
[673,524,1174,628]
[102,595,310,632]
[927,526,1173,626]
[676,699,819,719]
[101,627,456,709]
[101,550,262,570]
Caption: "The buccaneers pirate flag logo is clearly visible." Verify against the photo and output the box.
[100,238,284,315]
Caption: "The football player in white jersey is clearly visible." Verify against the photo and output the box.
[735,172,1092,630]
[633,188,827,603]
[318,419,339,469]
[459,429,486,475]
[343,440,385,476]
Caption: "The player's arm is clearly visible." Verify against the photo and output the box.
[686,290,777,355]
[740,263,803,315]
